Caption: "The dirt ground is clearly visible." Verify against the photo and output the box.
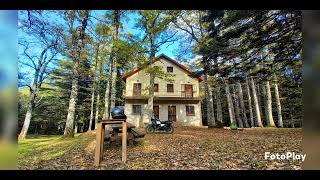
[18,127,302,170]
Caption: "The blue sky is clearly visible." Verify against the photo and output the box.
[94,10,185,58]
[17,10,197,86]
[0,11,17,90]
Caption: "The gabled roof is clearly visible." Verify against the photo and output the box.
[122,54,204,82]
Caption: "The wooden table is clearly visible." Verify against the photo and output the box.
[95,119,127,166]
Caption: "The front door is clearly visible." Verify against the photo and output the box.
[168,106,176,121]
[153,106,159,118]
[185,84,193,97]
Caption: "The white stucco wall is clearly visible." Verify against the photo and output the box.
[124,103,149,128]
[124,56,202,127]
[125,102,202,127]
[125,57,200,98]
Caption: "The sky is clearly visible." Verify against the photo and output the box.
[17,10,198,86]
[94,10,186,59]
[0,11,17,90]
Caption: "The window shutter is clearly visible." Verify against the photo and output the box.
[192,84,196,91]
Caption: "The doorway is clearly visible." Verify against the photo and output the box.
[168,106,176,121]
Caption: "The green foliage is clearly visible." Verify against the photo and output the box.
[229,123,238,130]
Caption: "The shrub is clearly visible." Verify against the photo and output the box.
[230,123,238,130]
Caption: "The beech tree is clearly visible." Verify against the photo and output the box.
[59,10,90,137]
[18,11,59,139]
[135,10,179,124]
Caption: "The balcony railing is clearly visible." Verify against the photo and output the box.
[181,91,196,98]
[123,90,198,98]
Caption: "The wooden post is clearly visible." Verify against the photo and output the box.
[100,124,105,160]
[122,121,127,162]
[95,122,103,166]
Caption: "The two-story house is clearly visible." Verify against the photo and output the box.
[122,54,203,128]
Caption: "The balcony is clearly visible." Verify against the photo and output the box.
[123,90,201,103]
[180,91,196,98]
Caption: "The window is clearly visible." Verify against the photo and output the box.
[154,84,159,92]
[167,84,174,93]
[132,105,141,114]
[133,83,141,96]
[186,106,195,116]
[167,66,173,73]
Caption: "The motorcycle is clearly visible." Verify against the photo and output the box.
[145,117,174,134]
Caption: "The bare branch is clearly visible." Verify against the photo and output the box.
[155,31,178,48]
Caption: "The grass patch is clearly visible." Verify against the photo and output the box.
[0,143,17,169]
[18,132,95,168]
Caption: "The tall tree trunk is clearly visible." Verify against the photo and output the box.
[208,84,216,128]
[74,122,78,134]
[245,77,254,127]
[95,55,103,128]
[262,83,269,126]
[64,10,89,137]
[256,83,264,124]
[110,10,120,112]
[250,77,263,127]
[274,83,284,127]
[232,84,243,128]
[19,85,37,139]
[64,63,79,137]
[216,86,223,125]
[265,81,275,127]
[147,37,156,125]
[237,81,249,128]
[225,81,236,125]
[104,80,111,119]
[204,73,215,128]
[88,86,95,131]
[88,60,97,131]
[95,93,100,129]
[290,113,295,128]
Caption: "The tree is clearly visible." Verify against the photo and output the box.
[232,84,243,128]
[88,55,97,131]
[225,80,236,126]
[60,10,90,137]
[206,75,216,127]
[250,77,263,127]
[135,10,179,124]
[274,82,283,127]
[173,10,224,128]
[198,10,301,129]
[265,81,276,127]
[245,77,254,127]
[100,10,122,119]
[237,81,249,127]
[18,11,59,139]
[108,10,121,118]
[215,86,223,125]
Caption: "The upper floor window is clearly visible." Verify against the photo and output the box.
[154,83,159,92]
[167,84,174,93]
[167,66,173,73]
[133,83,141,96]
[182,84,193,97]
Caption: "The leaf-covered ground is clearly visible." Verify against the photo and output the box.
[18,127,302,170]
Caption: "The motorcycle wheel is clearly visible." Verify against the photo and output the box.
[146,125,155,134]
[165,126,174,134]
